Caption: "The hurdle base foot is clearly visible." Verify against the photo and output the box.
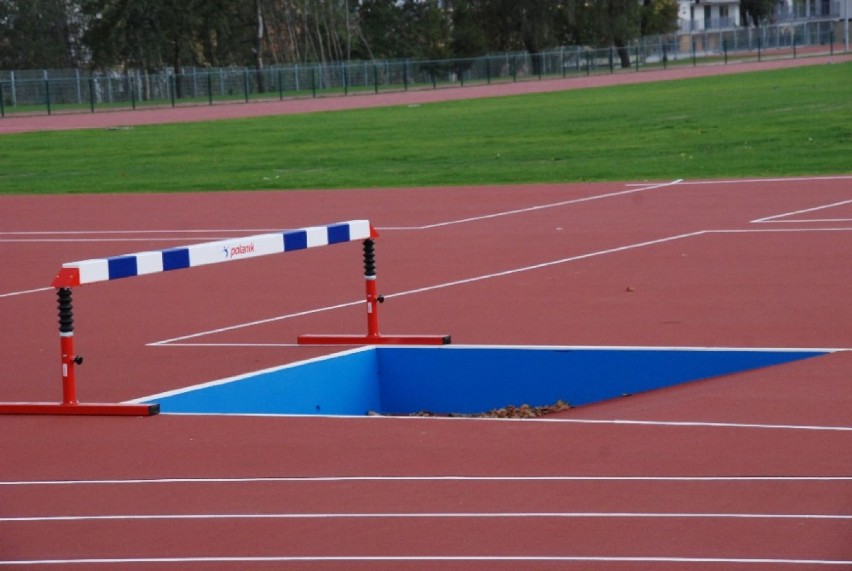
[0,402,159,416]
[298,334,451,346]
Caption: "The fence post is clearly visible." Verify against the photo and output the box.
[343,62,349,95]
[0,81,5,117]
[723,39,728,64]
[403,60,408,91]
[89,76,95,112]
[757,35,762,61]
[278,68,285,100]
[169,73,176,107]
[635,44,640,71]
[75,69,82,104]
[313,66,318,97]
[663,43,668,70]
[130,74,136,110]
[44,73,52,115]
[243,68,250,102]
[692,39,697,66]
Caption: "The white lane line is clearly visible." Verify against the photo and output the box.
[628,175,852,186]
[146,225,852,346]
[3,475,850,486]
[0,237,235,243]
[539,418,852,432]
[3,511,851,523]
[0,229,281,235]
[1,555,850,566]
[752,199,852,224]
[0,286,52,299]
[378,179,683,230]
[147,230,707,345]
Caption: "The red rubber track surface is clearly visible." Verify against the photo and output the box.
[1,56,851,570]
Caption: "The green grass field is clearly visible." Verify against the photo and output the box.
[1,62,850,195]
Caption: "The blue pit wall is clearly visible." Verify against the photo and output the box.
[141,346,830,416]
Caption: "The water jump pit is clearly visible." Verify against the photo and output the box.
[136,345,830,417]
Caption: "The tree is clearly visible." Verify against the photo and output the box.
[641,0,679,36]
[573,0,641,68]
[740,0,777,26]
[449,0,488,58]
[0,0,84,69]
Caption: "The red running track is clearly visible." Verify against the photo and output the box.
[1,176,851,569]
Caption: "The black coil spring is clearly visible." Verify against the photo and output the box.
[363,238,376,277]
[57,288,74,334]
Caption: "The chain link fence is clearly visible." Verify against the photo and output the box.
[0,20,847,118]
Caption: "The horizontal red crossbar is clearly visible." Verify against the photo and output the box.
[0,402,159,416]
[297,334,451,346]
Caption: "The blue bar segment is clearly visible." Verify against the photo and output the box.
[283,230,308,251]
[327,224,351,244]
[162,248,190,271]
[107,256,138,280]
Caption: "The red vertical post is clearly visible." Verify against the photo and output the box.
[59,333,79,405]
[362,237,382,338]
[56,287,80,406]
[365,275,381,338]
[297,225,450,346]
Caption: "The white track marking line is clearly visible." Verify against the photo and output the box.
[625,175,852,186]
[752,199,852,224]
[756,219,852,223]
[147,226,852,346]
[0,229,282,235]
[2,475,851,486]
[1,555,850,566]
[147,230,707,346]
[710,228,852,233]
[0,287,52,299]
[378,179,683,230]
[129,412,852,430]
[0,237,238,243]
[539,418,852,432]
[3,511,851,523]
[147,299,365,345]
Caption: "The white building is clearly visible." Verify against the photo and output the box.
[678,0,742,31]
[679,0,850,31]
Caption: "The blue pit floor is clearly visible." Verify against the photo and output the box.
[139,346,829,416]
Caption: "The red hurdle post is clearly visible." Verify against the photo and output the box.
[57,287,80,406]
[0,269,159,416]
[298,227,451,346]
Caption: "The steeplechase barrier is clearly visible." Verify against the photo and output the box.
[0,220,449,417]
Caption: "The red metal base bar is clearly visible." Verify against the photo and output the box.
[298,334,451,346]
[0,402,159,416]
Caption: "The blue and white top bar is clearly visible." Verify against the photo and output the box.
[53,220,373,287]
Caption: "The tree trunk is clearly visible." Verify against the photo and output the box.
[614,38,631,68]
[255,0,266,92]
